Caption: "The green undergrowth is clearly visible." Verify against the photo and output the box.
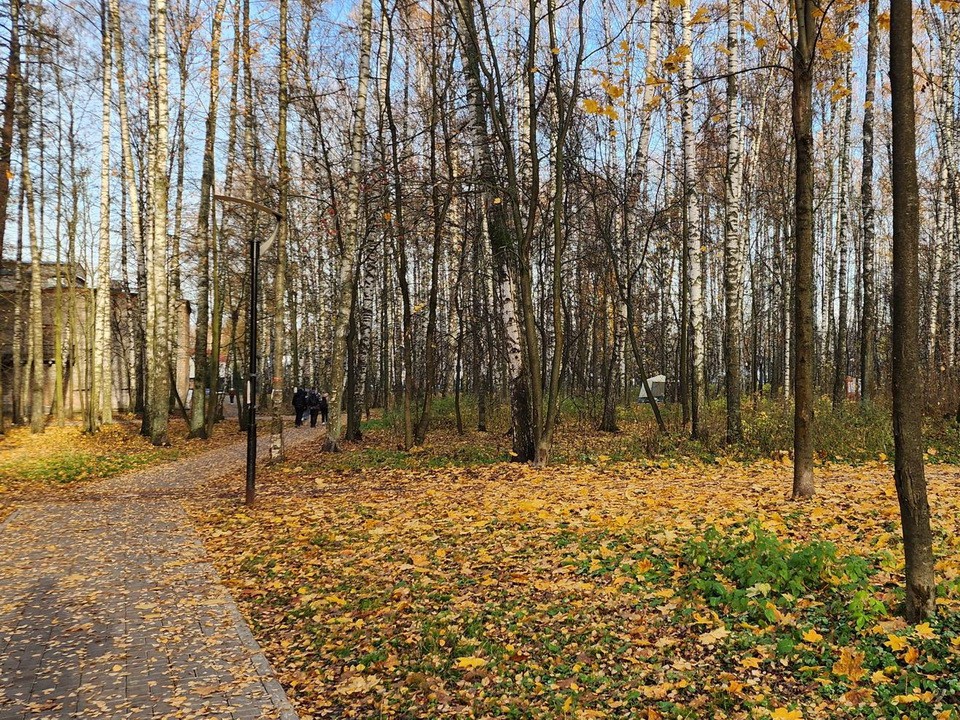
[0,417,239,490]
[220,504,960,719]
[348,394,960,469]
[0,449,171,485]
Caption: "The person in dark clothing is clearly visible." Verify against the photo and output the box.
[319,393,329,425]
[308,389,321,428]
[292,387,308,426]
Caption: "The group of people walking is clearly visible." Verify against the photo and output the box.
[292,387,329,427]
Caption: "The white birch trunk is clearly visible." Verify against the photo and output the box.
[681,0,706,437]
[94,0,114,427]
[832,51,852,408]
[148,0,171,444]
[723,0,744,442]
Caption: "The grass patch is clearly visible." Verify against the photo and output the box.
[345,395,960,469]
[0,417,243,519]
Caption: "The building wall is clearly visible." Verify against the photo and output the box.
[0,266,191,417]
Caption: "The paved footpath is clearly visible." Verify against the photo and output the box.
[0,423,321,720]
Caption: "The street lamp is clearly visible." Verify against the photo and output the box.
[214,194,282,506]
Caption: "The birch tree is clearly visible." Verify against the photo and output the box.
[146,0,172,445]
[189,0,228,438]
[859,0,878,406]
[681,0,706,440]
[723,0,745,443]
[93,0,114,429]
[453,0,534,462]
[324,0,373,452]
[831,42,852,411]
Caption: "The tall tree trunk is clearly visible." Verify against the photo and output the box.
[832,48,853,410]
[53,65,65,425]
[473,210,490,432]
[382,7,414,450]
[272,0,289,456]
[723,0,745,443]
[860,0,878,406]
[12,185,23,425]
[890,0,936,622]
[94,0,114,429]
[0,0,22,434]
[16,32,43,434]
[681,0,706,440]
[454,0,533,462]
[599,294,622,433]
[324,0,372,451]
[66,104,81,421]
[791,0,816,498]
[517,0,543,464]
[354,243,378,438]
[207,0,242,439]
[535,0,582,463]
[147,0,172,445]
[189,0,227,438]
[170,25,189,306]
[928,6,958,377]
[413,33,452,445]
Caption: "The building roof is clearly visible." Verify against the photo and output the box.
[0,259,87,292]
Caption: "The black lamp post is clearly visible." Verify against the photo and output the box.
[214,194,282,506]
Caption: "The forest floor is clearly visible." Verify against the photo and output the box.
[188,418,960,720]
[3,406,959,718]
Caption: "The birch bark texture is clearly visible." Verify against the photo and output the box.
[681,0,706,441]
[110,0,145,418]
[454,0,534,462]
[0,0,22,434]
[723,0,744,444]
[147,0,172,445]
[94,0,114,429]
[859,0,878,405]
[832,46,852,411]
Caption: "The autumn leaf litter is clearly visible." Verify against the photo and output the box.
[188,435,960,720]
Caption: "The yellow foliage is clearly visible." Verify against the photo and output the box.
[771,708,803,720]
[886,634,908,651]
[691,6,709,23]
[832,647,866,682]
[601,79,624,100]
[915,622,936,640]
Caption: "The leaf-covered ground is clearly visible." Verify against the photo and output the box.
[0,417,243,521]
[190,429,960,720]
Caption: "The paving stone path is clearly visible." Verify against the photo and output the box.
[0,423,321,720]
